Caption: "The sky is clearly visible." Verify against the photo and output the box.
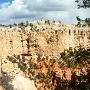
[0,0,12,3]
[0,0,90,25]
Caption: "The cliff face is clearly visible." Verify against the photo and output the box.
[0,20,90,90]
[0,19,90,59]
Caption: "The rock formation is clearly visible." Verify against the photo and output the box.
[0,19,89,59]
[0,19,90,90]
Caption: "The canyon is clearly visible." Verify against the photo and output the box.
[0,19,90,90]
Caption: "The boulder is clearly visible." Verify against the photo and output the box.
[1,73,37,90]
[10,73,37,90]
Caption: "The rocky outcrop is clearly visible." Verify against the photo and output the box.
[0,73,37,90]
[10,73,37,90]
[0,57,37,90]
[0,23,90,59]
[0,19,90,71]
[0,19,89,90]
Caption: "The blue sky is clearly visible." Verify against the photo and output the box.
[0,0,12,4]
[0,0,89,25]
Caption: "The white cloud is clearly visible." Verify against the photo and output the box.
[0,0,89,25]
[0,2,10,8]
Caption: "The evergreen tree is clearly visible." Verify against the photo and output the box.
[75,0,90,26]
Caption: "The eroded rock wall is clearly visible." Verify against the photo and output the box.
[0,25,90,59]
